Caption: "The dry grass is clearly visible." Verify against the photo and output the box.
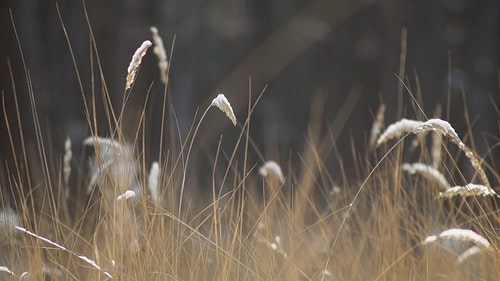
[1,12,500,281]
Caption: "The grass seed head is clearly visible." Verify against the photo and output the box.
[369,103,386,148]
[437,183,497,198]
[148,161,160,204]
[150,27,168,84]
[402,162,450,190]
[259,160,285,184]
[211,93,237,126]
[117,190,137,201]
[125,40,152,90]
[423,228,491,250]
[456,245,483,264]
[413,118,461,143]
[63,137,72,187]
[376,118,423,146]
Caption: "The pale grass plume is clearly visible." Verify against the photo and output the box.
[83,136,123,151]
[211,93,237,126]
[456,245,483,265]
[376,118,423,146]
[457,141,491,188]
[402,162,450,190]
[125,40,152,90]
[14,226,112,278]
[422,228,490,250]
[150,26,168,83]
[412,118,490,188]
[148,161,160,204]
[369,103,385,148]
[83,136,140,197]
[0,208,22,242]
[437,183,497,198]
[412,118,460,142]
[63,137,72,187]
[259,160,285,184]
[0,266,15,277]
[117,190,136,201]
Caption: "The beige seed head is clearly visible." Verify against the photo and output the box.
[456,245,483,264]
[125,40,152,90]
[150,27,168,84]
[117,190,136,201]
[148,162,160,204]
[259,160,285,184]
[369,103,386,148]
[413,118,460,143]
[63,137,72,188]
[423,228,491,250]
[437,183,496,198]
[376,118,423,146]
[402,162,450,190]
[211,94,237,126]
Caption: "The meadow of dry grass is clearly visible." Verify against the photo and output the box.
[1,13,500,281]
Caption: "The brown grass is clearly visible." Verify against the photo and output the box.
[1,10,500,281]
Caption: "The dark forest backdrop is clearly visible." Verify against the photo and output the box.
[1,0,499,188]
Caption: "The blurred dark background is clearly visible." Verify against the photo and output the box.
[1,0,499,188]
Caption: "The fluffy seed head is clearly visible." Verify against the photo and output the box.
[413,118,460,143]
[259,160,285,184]
[211,94,237,126]
[369,103,386,148]
[125,40,152,90]
[63,137,72,189]
[437,183,497,198]
[422,228,491,249]
[402,162,450,190]
[150,27,168,84]
[456,246,484,264]
[148,162,160,204]
[117,190,136,201]
[376,118,423,146]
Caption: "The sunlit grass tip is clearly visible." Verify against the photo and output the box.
[117,190,137,201]
[369,103,386,148]
[402,162,450,190]
[211,93,237,126]
[148,161,160,204]
[376,118,423,146]
[422,228,491,249]
[259,160,285,184]
[150,26,168,84]
[63,137,72,188]
[125,40,152,90]
[437,183,497,198]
